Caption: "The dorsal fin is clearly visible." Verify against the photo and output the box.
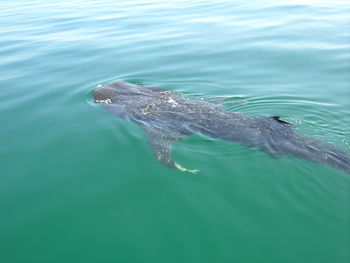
[272,116,292,125]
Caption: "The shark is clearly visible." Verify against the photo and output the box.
[93,81,350,175]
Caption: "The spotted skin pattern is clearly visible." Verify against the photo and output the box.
[94,81,350,175]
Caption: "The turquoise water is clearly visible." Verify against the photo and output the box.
[1,1,349,262]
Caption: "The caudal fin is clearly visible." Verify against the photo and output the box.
[279,133,350,175]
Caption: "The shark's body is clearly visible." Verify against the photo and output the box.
[94,81,350,174]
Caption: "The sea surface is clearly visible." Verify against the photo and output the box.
[1,1,349,262]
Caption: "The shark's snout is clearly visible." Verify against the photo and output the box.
[93,81,144,104]
[93,85,113,103]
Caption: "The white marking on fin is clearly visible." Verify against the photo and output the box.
[174,162,199,174]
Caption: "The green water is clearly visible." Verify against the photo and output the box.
[1,1,349,262]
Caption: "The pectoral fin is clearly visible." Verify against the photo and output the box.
[142,126,199,174]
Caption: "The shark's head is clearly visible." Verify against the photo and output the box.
[93,81,146,105]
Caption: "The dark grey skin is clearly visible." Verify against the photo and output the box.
[94,81,350,174]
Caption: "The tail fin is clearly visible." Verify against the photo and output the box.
[278,133,350,175]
